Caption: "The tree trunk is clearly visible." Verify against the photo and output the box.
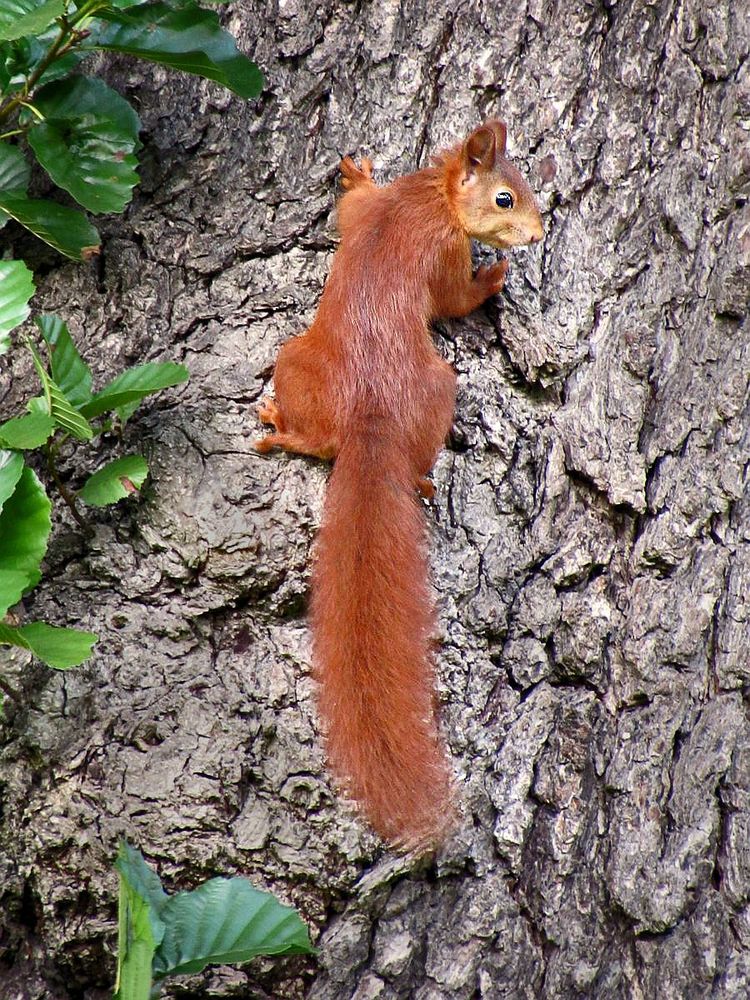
[1,1,748,998]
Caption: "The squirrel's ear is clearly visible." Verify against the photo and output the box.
[485,119,507,156]
[464,126,496,172]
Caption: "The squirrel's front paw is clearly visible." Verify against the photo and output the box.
[475,259,509,297]
[340,155,374,190]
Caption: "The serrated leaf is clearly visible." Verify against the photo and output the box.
[0,410,55,448]
[0,465,51,616]
[27,76,141,215]
[0,448,23,512]
[27,341,94,440]
[36,314,92,407]
[152,877,314,980]
[0,259,34,354]
[0,193,100,259]
[80,361,189,419]
[0,0,64,42]
[0,621,96,668]
[89,3,263,99]
[79,454,148,506]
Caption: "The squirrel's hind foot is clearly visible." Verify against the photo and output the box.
[257,396,285,430]
[255,397,287,453]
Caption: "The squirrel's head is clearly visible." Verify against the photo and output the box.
[450,121,543,249]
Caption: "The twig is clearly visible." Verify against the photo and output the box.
[45,442,89,533]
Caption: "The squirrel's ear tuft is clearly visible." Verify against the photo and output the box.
[464,126,496,172]
[485,120,508,157]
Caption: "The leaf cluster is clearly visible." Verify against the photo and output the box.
[0,259,188,676]
[0,2,259,676]
[0,8,306,993]
[115,842,315,999]
[0,0,263,260]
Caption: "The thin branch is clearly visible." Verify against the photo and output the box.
[45,442,90,533]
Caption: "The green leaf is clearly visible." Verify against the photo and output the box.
[115,398,142,425]
[26,340,94,440]
[0,143,29,194]
[79,454,148,506]
[0,465,51,616]
[114,842,167,999]
[27,76,141,215]
[0,0,64,42]
[34,47,84,87]
[0,448,23,513]
[0,193,100,260]
[46,379,93,439]
[1,34,44,93]
[0,569,30,604]
[0,32,84,91]
[0,410,55,448]
[80,361,189,419]
[0,621,96,668]
[0,142,31,228]
[116,841,169,917]
[36,314,92,407]
[89,3,264,99]
[27,394,47,413]
[114,873,157,1000]
[153,877,314,980]
[0,38,19,90]
[0,258,34,354]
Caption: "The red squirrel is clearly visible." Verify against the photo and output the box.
[256,121,543,848]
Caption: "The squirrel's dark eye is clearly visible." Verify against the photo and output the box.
[495,191,514,209]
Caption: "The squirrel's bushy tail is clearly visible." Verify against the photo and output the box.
[311,430,453,848]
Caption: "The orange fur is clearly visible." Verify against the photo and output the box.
[256,121,543,848]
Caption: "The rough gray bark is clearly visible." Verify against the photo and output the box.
[1,0,748,997]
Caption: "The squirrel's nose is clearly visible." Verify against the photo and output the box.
[529,220,544,244]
